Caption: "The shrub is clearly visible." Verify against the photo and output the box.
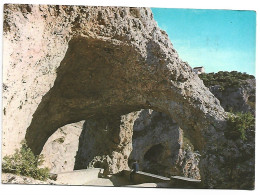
[225,112,255,141]
[199,71,255,90]
[2,140,50,181]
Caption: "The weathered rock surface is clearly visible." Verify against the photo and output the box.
[2,4,254,189]
[74,109,200,179]
[177,147,201,180]
[3,4,72,156]
[74,112,138,174]
[209,79,255,113]
[129,109,200,179]
[1,173,57,185]
[40,121,84,173]
[130,110,181,177]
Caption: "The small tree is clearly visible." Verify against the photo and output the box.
[2,140,50,181]
[225,112,255,141]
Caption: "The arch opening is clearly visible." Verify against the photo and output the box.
[72,109,198,178]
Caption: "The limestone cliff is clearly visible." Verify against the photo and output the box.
[2,4,254,189]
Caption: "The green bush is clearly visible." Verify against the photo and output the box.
[2,140,50,181]
[225,112,255,141]
[199,71,255,90]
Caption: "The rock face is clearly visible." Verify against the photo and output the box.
[209,79,255,114]
[40,121,84,173]
[129,109,200,179]
[178,147,201,180]
[74,112,138,174]
[130,110,182,177]
[74,109,200,179]
[205,78,255,189]
[2,4,254,189]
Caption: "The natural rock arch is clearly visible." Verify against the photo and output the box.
[3,4,243,188]
[25,36,225,149]
[24,34,227,187]
[25,36,225,154]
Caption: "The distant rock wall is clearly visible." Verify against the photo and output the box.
[209,79,255,113]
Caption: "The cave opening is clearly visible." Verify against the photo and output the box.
[144,144,164,162]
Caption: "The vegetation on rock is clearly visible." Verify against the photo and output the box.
[225,112,255,141]
[199,71,255,90]
[2,140,50,181]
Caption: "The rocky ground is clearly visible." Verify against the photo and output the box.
[2,173,56,185]
[1,172,156,187]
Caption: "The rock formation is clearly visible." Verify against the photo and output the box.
[129,109,200,179]
[74,109,200,179]
[40,121,84,173]
[39,108,200,180]
[2,4,254,189]
[74,112,138,174]
[209,79,255,114]
[130,110,182,177]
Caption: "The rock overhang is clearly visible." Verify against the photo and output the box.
[4,4,243,188]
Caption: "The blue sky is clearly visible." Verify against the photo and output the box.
[151,8,256,75]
